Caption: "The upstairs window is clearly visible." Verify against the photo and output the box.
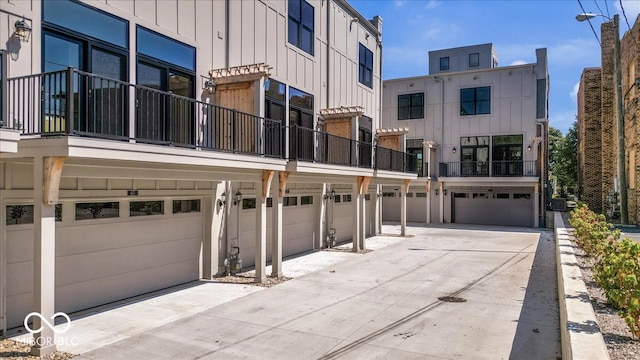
[469,53,479,68]
[359,43,373,88]
[288,0,314,55]
[440,56,449,71]
[460,86,491,115]
[398,93,424,120]
[43,0,128,48]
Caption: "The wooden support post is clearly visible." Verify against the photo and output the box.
[43,157,66,205]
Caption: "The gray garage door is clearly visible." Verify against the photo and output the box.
[453,192,533,227]
[5,201,202,328]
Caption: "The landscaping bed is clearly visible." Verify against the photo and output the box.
[572,243,639,359]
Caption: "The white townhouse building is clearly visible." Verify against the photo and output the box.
[0,0,417,353]
[381,44,549,228]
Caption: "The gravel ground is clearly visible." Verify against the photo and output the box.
[572,244,640,359]
[0,338,76,360]
[212,273,292,287]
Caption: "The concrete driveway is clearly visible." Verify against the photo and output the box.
[72,224,560,360]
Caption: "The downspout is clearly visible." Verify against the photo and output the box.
[225,0,230,68]
[433,76,445,162]
[433,76,445,224]
[326,0,331,108]
[537,121,546,226]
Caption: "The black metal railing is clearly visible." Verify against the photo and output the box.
[375,146,417,173]
[290,125,373,168]
[439,161,538,177]
[7,67,281,157]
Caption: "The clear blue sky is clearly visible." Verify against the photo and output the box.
[349,0,640,134]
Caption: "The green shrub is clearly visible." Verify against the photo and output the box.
[594,238,640,337]
[569,204,639,337]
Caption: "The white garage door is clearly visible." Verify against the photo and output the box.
[453,192,533,227]
[5,201,202,328]
[238,195,316,268]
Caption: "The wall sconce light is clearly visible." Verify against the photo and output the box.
[377,192,383,198]
[435,189,439,196]
[233,190,243,206]
[218,192,227,207]
[324,189,336,200]
[13,18,32,42]
[204,79,216,94]
[443,189,448,196]
[452,147,456,153]
[527,144,532,151]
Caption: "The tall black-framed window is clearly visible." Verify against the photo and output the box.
[460,86,491,116]
[135,26,196,146]
[406,138,424,177]
[0,51,4,128]
[492,134,523,176]
[42,0,129,137]
[440,56,449,71]
[358,116,373,167]
[359,44,373,88]
[469,53,479,67]
[398,93,424,120]
[288,0,314,55]
[460,136,489,176]
[289,87,314,160]
[265,78,286,156]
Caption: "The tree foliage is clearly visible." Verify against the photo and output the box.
[549,121,578,196]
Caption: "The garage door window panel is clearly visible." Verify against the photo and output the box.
[130,200,164,216]
[173,199,200,214]
[76,202,120,220]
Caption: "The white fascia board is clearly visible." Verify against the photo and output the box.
[373,170,418,181]
[286,161,375,177]
[17,137,287,171]
[439,177,539,187]
[0,129,20,153]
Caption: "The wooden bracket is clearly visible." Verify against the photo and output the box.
[44,157,66,205]
[404,179,411,193]
[262,170,275,199]
[425,181,430,192]
[357,176,371,195]
[278,171,290,197]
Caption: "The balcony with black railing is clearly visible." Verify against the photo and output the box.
[289,125,373,168]
[6,68,282,158]
[5,68,419,175]
[375,146,417,173]
[439,161,539,177]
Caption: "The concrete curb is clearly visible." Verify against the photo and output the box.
[554,212,610,360]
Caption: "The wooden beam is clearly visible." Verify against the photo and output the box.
[262,170,275,199]
[404,179,411,193]
[43,157,66,205]
[278,171,290,197]
[357,176,371,195]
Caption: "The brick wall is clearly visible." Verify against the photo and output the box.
[621,15,640,225]
[600,20,617,217]
[578,68,603,213]
[576,15,640,225]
